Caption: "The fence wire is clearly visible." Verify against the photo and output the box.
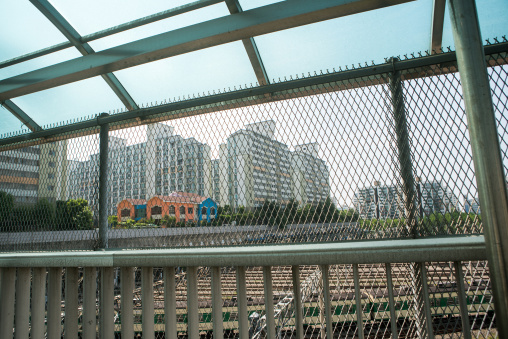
[1,43,507,251]
[0,41,506,338]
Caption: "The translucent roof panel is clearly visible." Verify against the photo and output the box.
[88,3,229,52]
[441,0,508,51]
[0,48,82,79]
[0,1,68,60]
[237,0,283,11]
[9,77,125,130]
[254,0,433,80]
[49,0,203,36]
[0,109,29,137]
[113,41,258,105]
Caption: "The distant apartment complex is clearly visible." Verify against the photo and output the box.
[38,141,69,202]
[0,146,40,204]
[354,185,401,219]
[68,124,211,215]
[217,121,330,209]
[354,181,459,219]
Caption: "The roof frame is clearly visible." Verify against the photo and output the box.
[1,100,42,132]
[224,0,270,85]
[0,0,224,69]
[0,0,414,101]
[430,0,446,53]
[30,0,139,111]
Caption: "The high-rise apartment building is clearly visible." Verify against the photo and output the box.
[218,121,330,209]
[355,180,459,219]
[68,123,211,216]
[38,141,68,202]
[0,146,40,204]
[354,185,401,219]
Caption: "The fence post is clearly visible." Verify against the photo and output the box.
[98,113,109,249]
[448,0,508,337]
[388,58,418,236]
[388,61,432,338]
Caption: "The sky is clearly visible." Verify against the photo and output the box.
[1,0,507,207]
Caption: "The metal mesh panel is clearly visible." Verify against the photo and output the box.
[1,43,507,251]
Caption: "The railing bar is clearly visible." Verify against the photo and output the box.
[121,267,135,339]
[292,265,304,339]
[187,266,199,339]
[419,262,434,339]
[64,267,79,339]
[0,268,15,338]
[236,266,249,339]
[83,267,96,339]
[385,263,399,339]
[14,268,30,339]
[353,264,364,339]
[31,268,46,339]
[164,267,177,339]
[101,267,114,339]
[263,266,276,339]
[47,267,62,339]
[320,265,333,339]
[142,267,155,339]
[211,266,224,339]
[454,261,472,339]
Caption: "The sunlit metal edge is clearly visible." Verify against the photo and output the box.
[430,0,446,54]
[0,235,486,267]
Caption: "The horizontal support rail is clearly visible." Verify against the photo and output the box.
[0,41,506,150]
[0,235,486,268]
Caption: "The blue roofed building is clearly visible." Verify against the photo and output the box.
[197,197,217,223]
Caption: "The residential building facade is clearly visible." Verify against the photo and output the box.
[0,146,40,204]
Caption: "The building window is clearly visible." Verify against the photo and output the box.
[48,173,55,179]
[48,149,56,156]
[179,206,186,215]
[47,185,54,191]
[121,209,131,217]
[168,205,175,214]
[210,207,216,215]
[151,206,162,215]
[49,162,56,168]
[188,207,193,214]
[201,207,207,215]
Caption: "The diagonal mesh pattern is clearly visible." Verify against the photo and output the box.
[0,41,505,339]
[1,43,507,251]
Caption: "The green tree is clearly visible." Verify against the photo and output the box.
[66,199,93,230]
[0,191,14,228]
[108,215,118,228]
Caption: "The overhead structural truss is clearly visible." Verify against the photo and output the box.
[30,0,139,111]
[0,0,413,101]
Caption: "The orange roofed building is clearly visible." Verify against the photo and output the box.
[146,192,207,222]
[117,199,147,222]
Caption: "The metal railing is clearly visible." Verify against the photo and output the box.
[0,235,491,339]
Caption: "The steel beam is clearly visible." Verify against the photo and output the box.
[0,0,223,69]
[225,0,270,85]
[1,100,42,132]
[0,0,413,101]
[430,0,446,53]
[30,0,139,110]
[449,0,508,337]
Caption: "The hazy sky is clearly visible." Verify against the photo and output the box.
[1,0,507,136]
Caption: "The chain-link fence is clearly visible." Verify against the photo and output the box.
[1,40,506,252]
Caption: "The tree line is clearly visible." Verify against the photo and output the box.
[0,191,93,231]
